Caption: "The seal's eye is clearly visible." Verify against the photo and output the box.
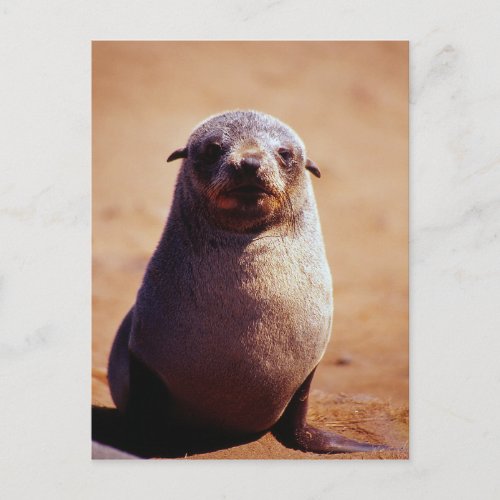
[203,143,223,163]
[277,148,292,164]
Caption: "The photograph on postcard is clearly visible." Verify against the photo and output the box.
[91,41,408,459]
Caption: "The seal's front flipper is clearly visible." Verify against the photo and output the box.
[122,350,176,455]
[273,367,390,454]
[108,307,135,412]
[127,351,172,427]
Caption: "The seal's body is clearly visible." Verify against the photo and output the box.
[108,111,387,453]
[131,183,331,433]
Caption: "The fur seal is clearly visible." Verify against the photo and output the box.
[108,110,388,454]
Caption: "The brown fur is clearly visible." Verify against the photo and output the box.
[108,110,332,434]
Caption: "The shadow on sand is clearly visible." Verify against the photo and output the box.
[92,405,265,458]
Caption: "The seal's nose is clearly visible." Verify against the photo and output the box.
[240,157,261,173]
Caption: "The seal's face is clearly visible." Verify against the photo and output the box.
[168,111,320,233]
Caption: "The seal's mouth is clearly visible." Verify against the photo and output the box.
[222,180,273,199]
[213,180,277,213]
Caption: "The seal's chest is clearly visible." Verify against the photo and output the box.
[188,240,331,358]
[194,240,316,321]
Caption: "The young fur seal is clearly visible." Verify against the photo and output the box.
[108,110,388,454]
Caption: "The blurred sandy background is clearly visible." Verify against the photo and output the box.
[92,41,408,459]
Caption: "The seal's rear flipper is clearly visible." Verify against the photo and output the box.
[284,424,390,454]
[273,367,390,454]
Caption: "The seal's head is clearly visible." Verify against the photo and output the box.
[167,110,320,233]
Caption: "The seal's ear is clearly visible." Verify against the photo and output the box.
[167,147,188,162]
[305,159,321,178]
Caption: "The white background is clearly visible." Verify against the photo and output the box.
[1,1,500,498]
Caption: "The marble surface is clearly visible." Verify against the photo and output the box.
[1,1,499,498]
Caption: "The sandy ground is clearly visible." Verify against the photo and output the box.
[92,42,408,459]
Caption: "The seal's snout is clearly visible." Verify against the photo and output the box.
[240,156,261,173]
